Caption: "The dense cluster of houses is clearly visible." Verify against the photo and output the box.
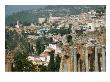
[5,9,106,72]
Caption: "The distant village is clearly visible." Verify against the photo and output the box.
[5,8,106,72]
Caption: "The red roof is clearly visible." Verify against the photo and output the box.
[40,48,55,57]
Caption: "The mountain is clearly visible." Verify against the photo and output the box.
[5,5,104,26]
[5,5,45,16]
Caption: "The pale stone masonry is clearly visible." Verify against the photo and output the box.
[102,45,106,72]
[95,46,99,71]
[73,47,77,72]
[85,46,89,72]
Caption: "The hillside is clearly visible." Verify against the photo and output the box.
[5,5,104,26]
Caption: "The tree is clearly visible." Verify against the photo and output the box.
[5,30,19,50]
[48,51,55,71]
[13,51,36,72]
[39,64,48,72]
[96,6,106,17]
[54,54,61,71]
[48,28,71,35]
[36,38,45,55]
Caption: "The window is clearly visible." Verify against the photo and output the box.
[89,26,91,29]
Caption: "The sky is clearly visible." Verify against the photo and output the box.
[5,5,45,15]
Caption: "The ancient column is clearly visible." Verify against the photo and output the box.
[102,46,106,72]
[95,46,99,71]
[70,47,74,72]
[74,47,77,72]
[59,57,64,72]
[64,63,68,72]
[82,49,86,72]
[85,46,89,72]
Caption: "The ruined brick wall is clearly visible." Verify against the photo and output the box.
[5,50,14,72]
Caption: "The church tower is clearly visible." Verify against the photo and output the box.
[15,20,20,28]
[49,13,52,23]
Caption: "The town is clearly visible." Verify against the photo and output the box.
[5,5,106,72]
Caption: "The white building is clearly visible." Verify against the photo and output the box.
[86,22,95,32]
[95,19,106,28]
[15,20,20,28]
[38,18,46,23]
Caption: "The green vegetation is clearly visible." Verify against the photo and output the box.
[39,65,48,72]
[48,28,71,35]
[6,5,104,26]
[48,51,61,72]
[5,30,19,50]
[36,37,45,55]
[6,30,36,72]
[48,51,55,71]
[13,51,36,72]
[96,6,106,17]
[54,54,61,71]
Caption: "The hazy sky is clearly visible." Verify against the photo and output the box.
[5,5,45,15]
